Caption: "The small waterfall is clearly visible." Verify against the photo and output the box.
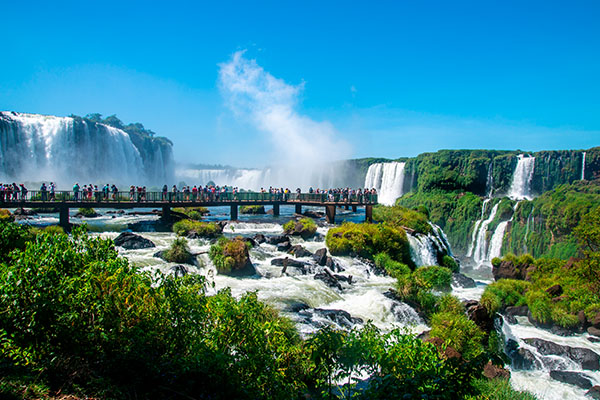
[508,154,535,200]
[485,162,494,197]
[467,198,491,258]
[408,234,438,267]
[364,162,406,206]
[581,152,587,180]
[524,206,535,253]
[488,221,508,260]
[472,202,500,264]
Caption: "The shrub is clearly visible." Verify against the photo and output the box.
[442,255,459,272]
[77,207,97,217]
[163,237,194,263]
[372,205,432,234]
[239,205,266,214]
[466,378,538,400]
[209,237,251,274]
[480,279,531,314]
[283,218,317,238]
[430,311,485,361]
[374,252,411,278]
[414,266,452,291]
[173,219,222,238]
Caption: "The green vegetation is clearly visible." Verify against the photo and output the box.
[209,237,252,274]
[162,237,194,263]
[172,219,222,238]
[481,279,531,315]
[240,205,266,214]
[0,209,13,221]
[77,207,97,217]
[465,378,538,400]
[326,222,413,267]
[373,252,411,278]
[372,204,432,234]
[173,206,210,220]
[283,218,317,238]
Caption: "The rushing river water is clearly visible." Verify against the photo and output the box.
[16,206,600,399]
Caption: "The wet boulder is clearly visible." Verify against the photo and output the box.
[302,210,324,219]
[589,327,600,338]
[546,284,563,297]
[326,256,344,272]
[493,259,525,281]
[271,257,310,274]
[253,233,266,244]
[452,272,476,288]
[114,232,156,250]
[267,235,291,245]
[587,386,600,399]
[311,308,363,328]
[483,361,510,380]
[505,339,542,370]
[313,248,328,266]
[465,301,494,333]
[549,370,593,390]
[277,241,292,252]
[288,245,312,258]
[170,264,189,278]
[314,270,343,290]
[504,305,529,324]
[524,338,600,370]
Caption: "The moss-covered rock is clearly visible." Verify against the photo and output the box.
[209,237,256,276]
[158,238,195,264]
[172,219,223,238]
[283,218,317,239]
[240,205,266,215]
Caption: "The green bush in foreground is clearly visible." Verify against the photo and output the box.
[465,378,538,400]
[173,219,222,238]
[162,237,194,263]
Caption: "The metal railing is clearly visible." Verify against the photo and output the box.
[0,190,378,205]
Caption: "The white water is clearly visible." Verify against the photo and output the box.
[488,221,509,260]
[472,202,500,264]
[467,199,491,258]
[582,152,587,180]
[364,162,406,206]
[508,154,536,200]
[0,112,173,186]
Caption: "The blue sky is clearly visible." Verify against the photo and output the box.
[1,0,599,166]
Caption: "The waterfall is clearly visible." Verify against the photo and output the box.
[581,152,587,180]
[508,154,535,200]
[364,162,406,206]
[524,206,535,253]
[472,202,500,264]
[0,112,174,187]
[488,221,508,260]
[408,234,438,266]
[485,162,494,197]
[467,199,491,257]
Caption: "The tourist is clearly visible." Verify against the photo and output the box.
[49,182,55,201]
[40,183,47,201]
[162,184,168,201]
[73,183,80,201]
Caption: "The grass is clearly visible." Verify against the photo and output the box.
[172,219,222,238]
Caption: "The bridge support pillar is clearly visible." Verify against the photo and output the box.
[59,206,70,231]
[345,205,350,210]
[162,206,171,222]
[295,204,302,214]
[326,205,336,224]
[352,205,357,212]
[273,204,280,216]
[365,205,373,223]
[230,205,238,221]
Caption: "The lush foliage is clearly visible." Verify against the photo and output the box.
[283,218,317,238]
[77,207,97,217]
[465,378,538,400]
[395,266,453,317]
[240,205,266,214]
[0,209,13,221]
[372,205,432,234]
[162,237,194,263]
[209,236,252,274]
[172,206,209,220]
[373,252,411,279]
[172,219,222,238]
[326,222,413,267]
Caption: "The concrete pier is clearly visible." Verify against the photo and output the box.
[59,206,70,231]
[326,205,336,223]
[295,204,302,214]
[272,204,280,216]
[230,205,238,220]
[365,205,373,222]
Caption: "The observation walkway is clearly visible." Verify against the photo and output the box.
[0,191,377,229]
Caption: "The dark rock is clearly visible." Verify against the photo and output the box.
[524,338,600,370]
[465,302,494,333]
[284,302,310,313]
[417,330,431,341]
[588,336,600,344]
[504,305,529,324]
[493,260,525,281]
[75,211,99,218]
[549,370,592,390]
[592,312,600,329]
[483,361,510,380]
[313,248,328,266]
[266,235,291,245]
[271,258,310,273]
[505,339,541,370]
[546,284,563,297]
[170,264,189,277]
[114,232,156,250]
[334,274,353,284]
[289,245,313,258]
[254,233,266,244]
[425,337,462,360]
[326,256,344,272]
[13,208,37,216]
[314,270,343,290]
[154,250,195,266]
[587,386,600,399]
[452,273,476,288]
[277,241,291,252]
[311,308,363,328]
[588,327,600,338]
[302,210,324,219]
[106,210,126,214]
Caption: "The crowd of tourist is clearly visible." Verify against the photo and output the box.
[0,182,378,203]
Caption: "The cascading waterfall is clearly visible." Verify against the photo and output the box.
[472,202,500,264]
[488,202,519,260]
[582,152,587,180]
[508,154,536,200]
[485,162,494,197]
[364,162,406,206]
[467,198,491,258]
[524,206,535,253]
[0,112,174,186]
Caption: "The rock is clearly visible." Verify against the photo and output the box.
[504,305,529,324]
[277,241,292,252]
[424,337,461,360]
[114,232,156,250]
[546,284,563,297]
[13,208,37,216]
[254,233,266,244]
[284,302,310,313]
[588,327,600,337]
[452,273,476,288]
[493,260,525,281]
[288,245,312,258]
[266,235,291,245]
[313,248,328,266]
[587,386,600,399]
[153,250,195,266]
[524,338,600,370]
[326,256,344,272]
[505,339,542,370]
[75,211,99,218]
[302,210,324,219]
[465,302,494,333]
[549,370,593,390]
[334,274,353,284]
[524,265,537,281]
[592,312,600,329]
[310,308,363,328]
[271,258,310,273]
[170,264,189,277]
[483,361,510,380]
[314,270,343,290]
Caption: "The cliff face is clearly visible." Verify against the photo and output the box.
[0,112,174,186]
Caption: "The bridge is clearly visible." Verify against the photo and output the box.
[1,191,377,229]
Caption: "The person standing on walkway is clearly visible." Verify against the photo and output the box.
[73,183,80,201]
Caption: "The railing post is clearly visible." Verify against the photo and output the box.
[326,205,336,224]
[272,203,280,216]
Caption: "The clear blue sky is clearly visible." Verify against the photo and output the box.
[1,0,599,167]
